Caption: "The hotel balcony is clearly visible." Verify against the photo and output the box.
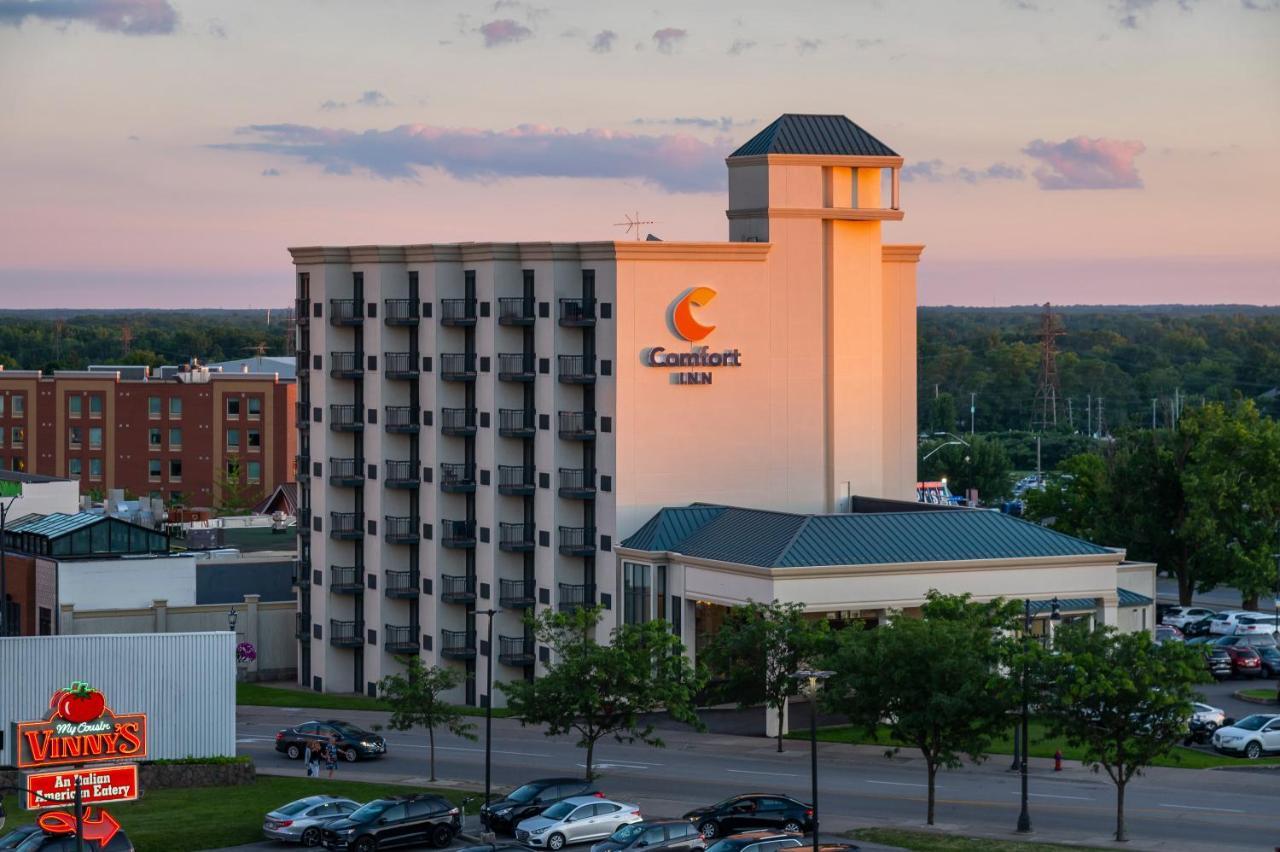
[497,465,535,496]
[329,512,364,540]
[440,629,477,660]
[296,402,311,430]
[384,569,419,599]
[329,404,364,432]
[558,525,596,556]
[295,613,311,641]
[384,406,419,434]
[498,522,535,553]
[440,298,477,327]
[295,298,311,325]
[557,355,596,385]
[384,460,419,489]
[558,583,596,612]
[498,635,536,667]
[384,624,420,655]
[440,573,476,605]
[440,353,477,382]
[384,299,420,327]
[440,407,477,437]
[440,518,476,549]
[329,565,363,595]
[292,562,311,590]
[329,299,363,327]
[558,298,596,328]
[498,296,536,326]
[384,515,419,545]
[439,463,476,494]
[498,577,536,609]
[558,467,596,500]
[557,411,595,441]
[329,351,363,380]
[498,407,536,438]
[497,353,536,382]
[295,455,310,481]
[328,457,363,487]
[329,619,364,648]
[384,352,419,381]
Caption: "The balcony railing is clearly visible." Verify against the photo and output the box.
[384,515,419,544]
[497,465,535,496]
[440,353,477,382]
[558,525,596,556]
[292,562,311,589]
[385,569,419,599]
[439,463,476,493]
[557,410,595,441]
[385,406,419,434]
[295,613,311,641]
[329,565,363,594]
[440,298,477,327]
[498,407,536,438]
[329,619,364,647]
[296,401,310,430]
[384,460,419,489]
[329,404,363,432]
[328,457,363,487]
[440,407,476,437]
[295,298,311,325]
[329,512,364,540]
[295,455,310,481]
[384,299,420,326]
[557,355,596,384]
[558,298,596,327]
[558,583,596,612]
[384,352,418,380]
[329,351,363,379]
[497,353,536,382]
[384,624,420,654]
[498,522,535,552]
[440,629,477,660]
[499,578,536,608]
[440,574,476,604]
[558,467,596,500]
[498,296,536,326]
[440,518,476,548]
[329,299,363,326]
[498,635,536,666]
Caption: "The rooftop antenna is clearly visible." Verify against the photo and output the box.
[121,323,133,356]
[244,341,268,358]
[614,211,657,241]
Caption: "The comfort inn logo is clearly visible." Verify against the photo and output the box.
[644,287,742,385]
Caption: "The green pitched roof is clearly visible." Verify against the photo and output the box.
[621,505,1113,568]
[730,114,898,158]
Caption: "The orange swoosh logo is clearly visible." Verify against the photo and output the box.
[672,287,717,342]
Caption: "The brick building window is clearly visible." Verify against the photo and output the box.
[248,398,262,419]
[89,395,103,417]
[68,458,81,477]
[88,427,102,450]
[169,459,182,481]
[68,427,82,449]
[247,430,261,451]
[12,395,23,416]
[169,427,182,449]
[227,429,240,451]
[148,459,162,482]
[89,458,103,480]
[169,397,182,418]
[11,427,25,449]
[0,396,5,416]
[247,461,261,484]
[148,428,161,449]
[148,396,161,418]
[14,457,25,472]
[68,396,82,417]
[226,398,241,418]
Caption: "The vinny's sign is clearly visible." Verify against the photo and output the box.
[14,682,148,770]
[24,764,140,810]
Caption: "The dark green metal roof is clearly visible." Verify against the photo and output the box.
[730,114,898,159]
[1118,588,1154,607]
[621,505,1113,568]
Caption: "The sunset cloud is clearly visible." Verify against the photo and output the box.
[652,27,687,54]
[589,29,616,53]
[320,90,393,111]
[902,159,1025,183]
[0,0,177,35]
[479,18,532,47]
[1023,136,1146,189]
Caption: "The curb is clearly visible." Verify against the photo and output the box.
[1232,689,1279,706]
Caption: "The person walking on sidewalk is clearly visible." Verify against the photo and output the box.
[307,739,323,777]
[324,734,339,780]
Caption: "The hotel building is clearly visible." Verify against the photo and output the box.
[293,114,1154,703]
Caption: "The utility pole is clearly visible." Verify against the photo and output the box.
[1097,397,1105,437]
[1067,398,1074,430]
[1087,393,1092,437]
[970,392,976,437]
[1152,398,1157,430]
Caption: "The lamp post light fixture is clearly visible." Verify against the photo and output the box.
[791,669,835,852]
[477,607,501,813]
[227,608,238,632]
[1016,596,1060,834]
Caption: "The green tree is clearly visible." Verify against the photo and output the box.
[215,458,253,516]
[498,607,704,779]
[1023,453,1110,541]
[376,656,475,781]
[700,600,831,753]
[918,435,1013,504]
[822,593,1020,825]
[1036,623,1207,842]
[929,392,957,434]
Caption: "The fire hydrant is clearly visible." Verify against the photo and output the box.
[1054,749,1063,771]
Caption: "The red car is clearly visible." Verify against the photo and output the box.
[1224,644,1264,678]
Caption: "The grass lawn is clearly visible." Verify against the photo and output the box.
[1238,687,1278,701]
[795,721,1280,769]
[236,681,513,718]
[850,827,1112,851]
[0,776,471,852]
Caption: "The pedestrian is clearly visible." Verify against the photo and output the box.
[307,739,322,777]
[324,735,338,779]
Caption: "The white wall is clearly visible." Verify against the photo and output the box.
[8,479,80,517]
[57,554,197,612]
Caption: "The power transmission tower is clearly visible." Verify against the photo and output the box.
[1031,302,1064,431]
[284,306,297,357]
[121,323,133,356]
[53,318,65,360]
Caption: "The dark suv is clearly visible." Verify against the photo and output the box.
[704,832,805,852]
[682,796,814,840]
[480,777,601,833]
[321,794,460,851]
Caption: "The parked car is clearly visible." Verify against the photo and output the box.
[480,778,602,833]
[1182,616,1215,638]
[1161,607,1216,630]
[1224,645,1265,678]
[11,830,134,851]
[681,796,814,840]
[457,846,529,852]
[264,795,361,846]
[703,832,806,852]
[1256,645,1280,678]
[1234,614,1280,637]
[320,794,459,851]
[1212,714,1280,759]
[275,720,387,762]
[1209,611,1253,635]
[0,827,42,850]
[1155,624,1183,644]
[590,820,706,852]
[514,796,642,850]
[1212,634,1276,649]
[1190,702,1227,729]
[1204,647,1233,680]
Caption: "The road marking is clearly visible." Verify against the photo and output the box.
[236,737,271,743]
[726,769,803,778]
[577,762,655,770]
[417,744,554,758]
[1022,792,1093,801]
[1158,803,1246,814]
[864,780,933,788]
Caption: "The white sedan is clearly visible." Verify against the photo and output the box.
[1161,607,1215,630]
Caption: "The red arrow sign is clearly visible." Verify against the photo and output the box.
[36,807,121,848]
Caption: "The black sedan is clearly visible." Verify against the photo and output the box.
[682,795,814,840]
[275,720,387,762]
[480,778,600,834]
[1258,645,1280,678]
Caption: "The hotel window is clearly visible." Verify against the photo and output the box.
[12,395,23,416]
[148,459,162,481]
[11,427,24,449]
[0,457,6,470]
[227,428,240,451]
[0,428,5,447]
[89,458,103,480]
[68,426,82,449]
[0,396,5,416]
[69,458,81,477]
[88,427,102,450]
[169,459,182,481]
[226,398,241,418]
[169,397,182,418]
[247,429,261,451]
[148,396,161,418]
[246,461,261,484]
[247,397,262,419]
[68,396,82,417]
[623,562,652,625]
[148,427,162,449]
[169,427,182,449]
[89,395,103,417]
[14,457,25,472]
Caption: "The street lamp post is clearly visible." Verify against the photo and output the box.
[1,779,87,852]
[1017,596,1060,834]
[477,608,500,812]
[791,669,834,852]
[227,608,238,633]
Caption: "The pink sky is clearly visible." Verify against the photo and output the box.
[0,0,1276,307]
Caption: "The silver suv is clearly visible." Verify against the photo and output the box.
[516,797,642,850]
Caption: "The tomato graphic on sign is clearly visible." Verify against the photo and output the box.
[49,681,107,724]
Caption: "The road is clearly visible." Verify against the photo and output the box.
[233,698,1280,852]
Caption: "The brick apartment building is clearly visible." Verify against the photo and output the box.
[0,363,296,508]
